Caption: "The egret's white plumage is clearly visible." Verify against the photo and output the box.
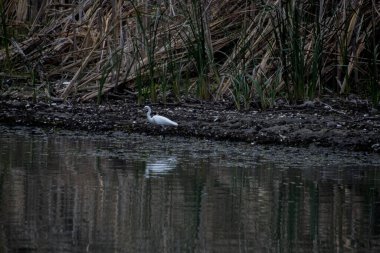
[144,106,178,127]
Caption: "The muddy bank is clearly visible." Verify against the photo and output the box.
[1,97,380,152]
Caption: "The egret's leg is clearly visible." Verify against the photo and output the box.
[161,126,166,140]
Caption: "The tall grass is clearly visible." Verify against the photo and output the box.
[367,4,379,106]
[177,0,211,99]
[0,0,378,108]
[0,0,10,75]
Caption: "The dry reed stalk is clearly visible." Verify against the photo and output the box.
[0,0,378,103]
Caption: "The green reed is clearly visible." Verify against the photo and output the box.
[289,2,306,101]
[308,25,322,99]
[231,73,249,110]
[161,24,184,102]
[367,4,379,106]
[368,43,379,106]
[337,24,350,94]
[270,0,327,102]
[130,0,163,102]
[178,0,210,99]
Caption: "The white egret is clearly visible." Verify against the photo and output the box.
[144,106,178,127]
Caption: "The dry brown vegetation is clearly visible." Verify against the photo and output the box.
[0,0,379,108]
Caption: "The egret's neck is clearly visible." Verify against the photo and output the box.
[146,108,153,123]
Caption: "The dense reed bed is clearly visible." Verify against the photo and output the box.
[0,0,379,108]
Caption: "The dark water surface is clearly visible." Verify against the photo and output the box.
[1,125,380,253]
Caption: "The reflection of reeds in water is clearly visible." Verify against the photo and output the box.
[0,0,379,107]
[1,129,380,252]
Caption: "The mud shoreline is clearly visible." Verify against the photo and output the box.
[1,97,380,152]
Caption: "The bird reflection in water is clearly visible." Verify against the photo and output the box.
[144,156,177,178]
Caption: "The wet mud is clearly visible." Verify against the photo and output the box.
[1,97,380,152]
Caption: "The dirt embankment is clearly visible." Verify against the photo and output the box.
[1,97,380,152]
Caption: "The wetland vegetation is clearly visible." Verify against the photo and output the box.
[1,2,380,251]
[0,0,379,107]
[0,0,379,151]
